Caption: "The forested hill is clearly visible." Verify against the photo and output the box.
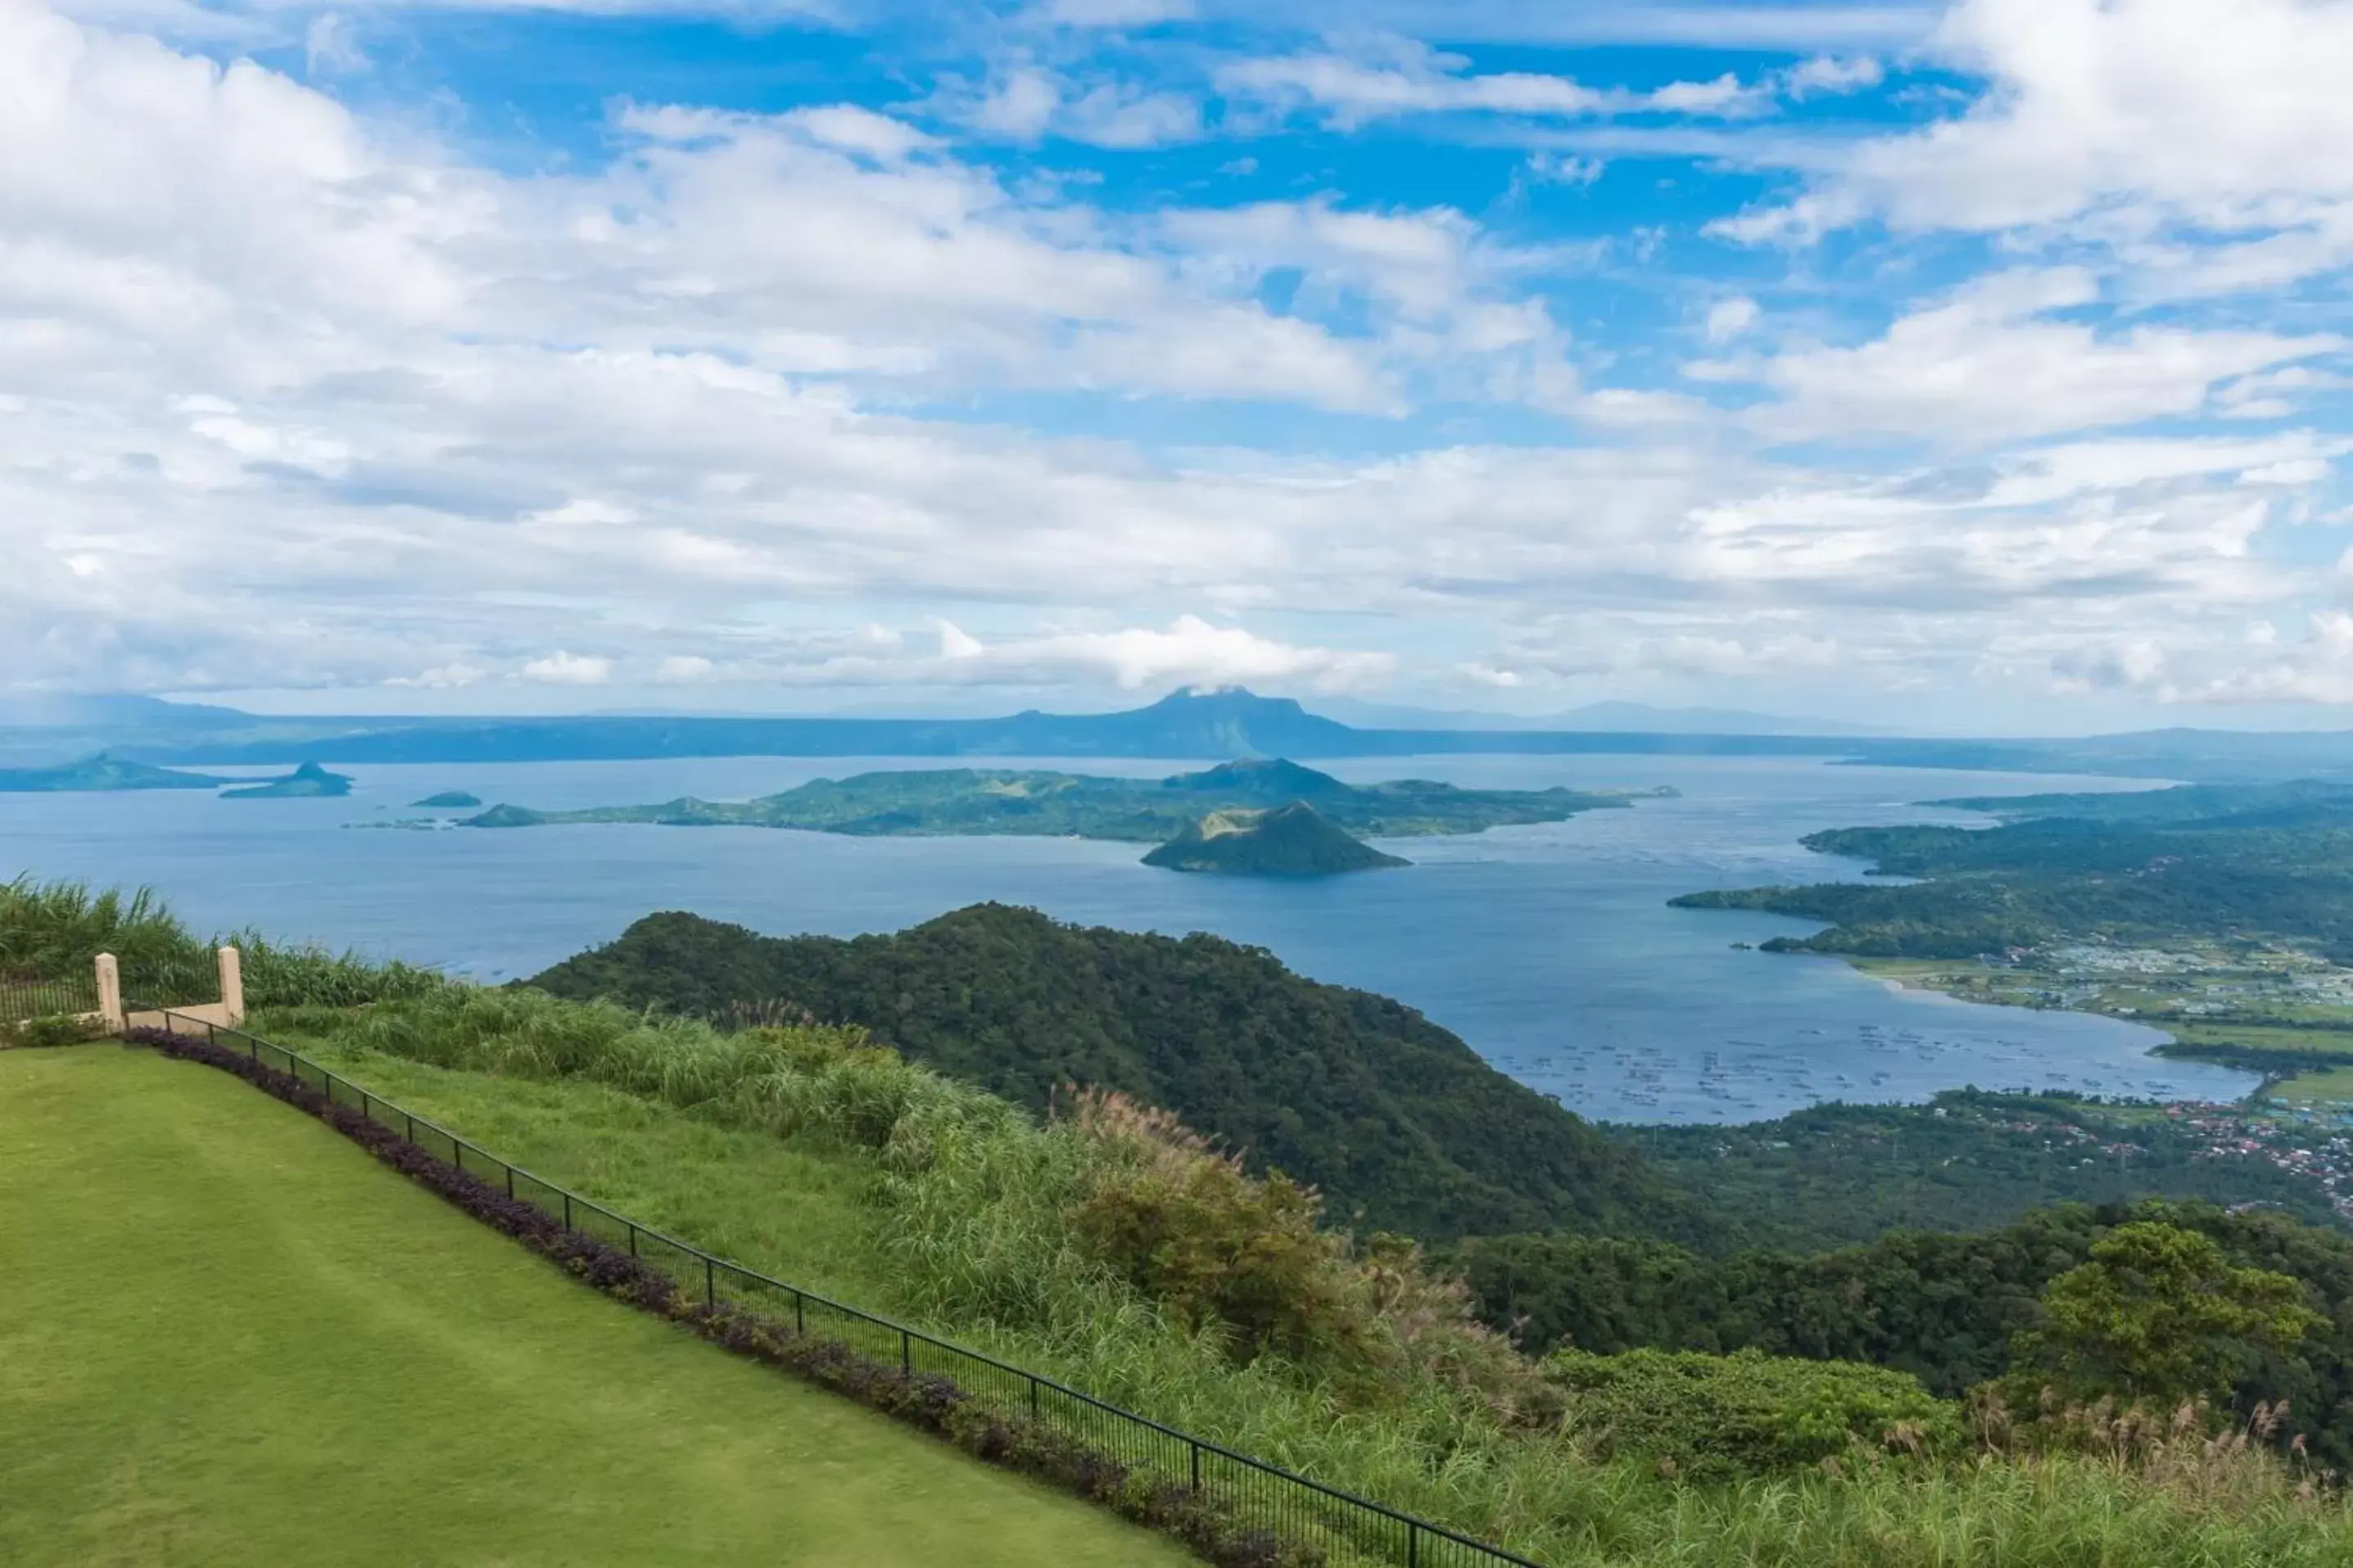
[529,904,1704,1244]
[1672,780,2353,959]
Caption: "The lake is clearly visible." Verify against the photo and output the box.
[0,751,2257,1122]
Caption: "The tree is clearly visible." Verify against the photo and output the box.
[2020,1221,2325,1406]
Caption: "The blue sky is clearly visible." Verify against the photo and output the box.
[6,0,2353,732]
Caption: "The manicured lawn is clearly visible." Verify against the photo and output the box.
[0,1044,1193,1568]
[262,1024,903,1310]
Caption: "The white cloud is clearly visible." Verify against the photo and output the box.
[999,616,1395,690]
[1781,55,1884,97]
[302,11,366,75]
[1218,37,1781,130]
[2241,458,2333,487]
[934,619,987,660]
[522,651,613,684]
[1524,151,1604,187]
[1703,296,1759,344]
[1699,269,2342,445]
[2076,612,2353,705]
[950,63,1202,148]
[1718,0,2353,296]
[7,0,2350,718]
[387,662,486,689]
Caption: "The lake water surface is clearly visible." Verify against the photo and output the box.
[0,752,2257,1122]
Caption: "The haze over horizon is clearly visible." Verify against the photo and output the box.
[7,0,2353,734]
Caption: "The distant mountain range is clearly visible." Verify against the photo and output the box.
[1315,698,1883,737]
[3,686,2353,783]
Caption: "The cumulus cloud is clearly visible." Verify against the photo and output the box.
[2058,613,2353,705]
[4,0,2350,718]
[1717,0,2353,297]
[1006,616,1395,690]
[522,651,614,685]
[1698,269,2342,444]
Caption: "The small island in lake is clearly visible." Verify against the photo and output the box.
[461,756,1670,843]
[411,790,482,808]
[1143,802,1410,875]
[221,761,354,799]
[0,752,229,792]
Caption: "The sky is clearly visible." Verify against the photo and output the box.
[5,0,2353,733]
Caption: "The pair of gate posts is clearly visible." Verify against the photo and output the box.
[92,947,242,1034]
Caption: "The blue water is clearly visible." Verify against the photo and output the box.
[0,752,2256,1122]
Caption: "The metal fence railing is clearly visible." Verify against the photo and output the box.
[120,955,222,1010]
[126,1005,1541,1568]
[2,974,98,1023]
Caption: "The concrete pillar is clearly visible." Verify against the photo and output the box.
[95,953,124,1034]
[217,946,244,1027]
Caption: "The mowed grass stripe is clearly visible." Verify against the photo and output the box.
[0,1043,1192,1568]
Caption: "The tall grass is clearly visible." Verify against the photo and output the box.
[277,985,2353,1566]
[0,876,444,1006]
[0,877,186,978]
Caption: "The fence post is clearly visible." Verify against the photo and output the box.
[94,953,124,1034]
[217,946,244,1026]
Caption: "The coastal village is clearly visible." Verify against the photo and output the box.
[2159,1104,2353,1222]
[1852,941,2353,1221]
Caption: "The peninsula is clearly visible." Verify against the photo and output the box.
[461,757,1668,843]
[1670,779,2353,1100]
[1142,802,1410,875]
[0,753,229,792]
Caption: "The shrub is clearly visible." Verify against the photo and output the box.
[2,1013,105,1049]
[1545,1347,1960,1479]
[2007,1221,2328,1408]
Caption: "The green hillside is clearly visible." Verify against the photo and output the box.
[1142,802,1410,874]
[245,994,2353,1566]
[529,903,1698,1241]
[0,1044,1183,1568]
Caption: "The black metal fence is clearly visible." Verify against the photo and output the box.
[120,954,220,1009]
[128,1005,1543,1568]
[2,973,97,1023]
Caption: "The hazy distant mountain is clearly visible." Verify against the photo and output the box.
[0,693,247,730]
[5,685,2352,783]
[1316,697,1880,736]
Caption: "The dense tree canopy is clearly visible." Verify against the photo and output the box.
[530,903,1704,1243]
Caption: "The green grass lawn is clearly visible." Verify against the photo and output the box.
[2170,1020,2353,1059]
[2267,1064,2353,1104]
[0,1043,1193,1568]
